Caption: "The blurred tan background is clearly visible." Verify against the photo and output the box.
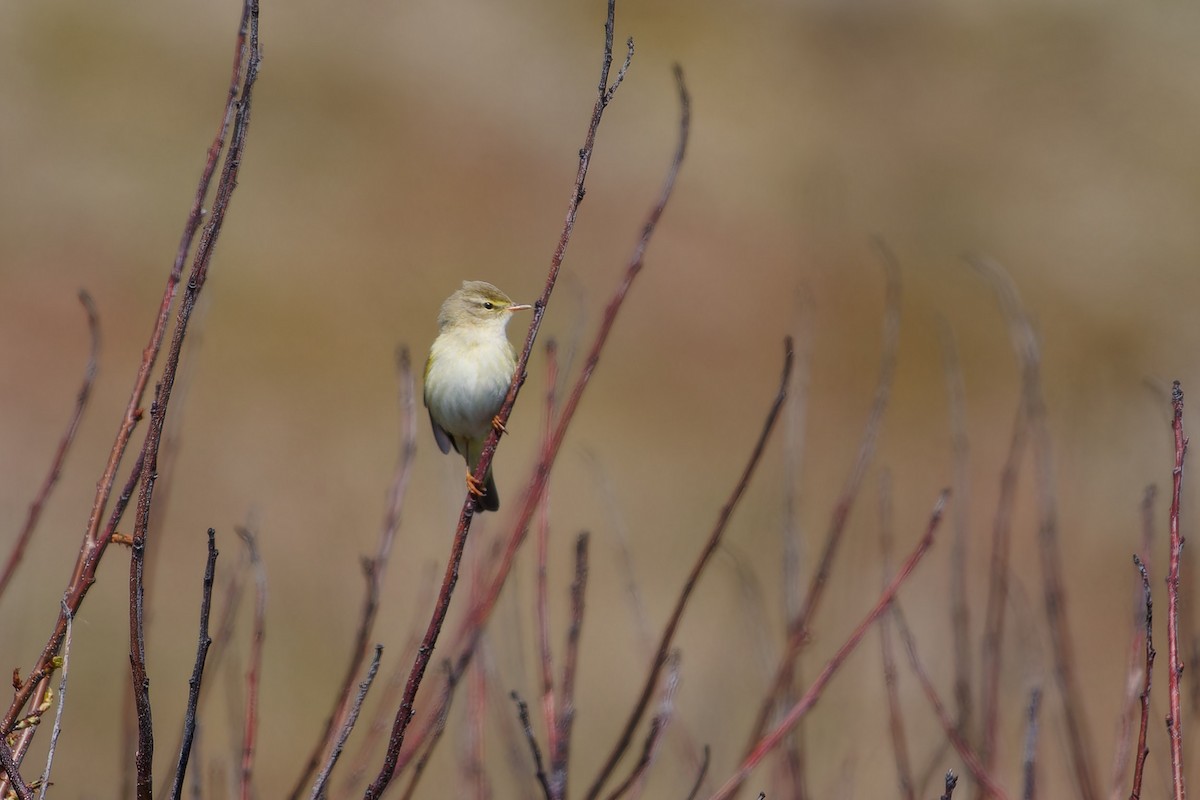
[2,0,1200,796]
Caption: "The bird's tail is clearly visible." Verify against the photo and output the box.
[476,468,500,512]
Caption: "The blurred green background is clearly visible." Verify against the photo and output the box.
[2,0,1199,796]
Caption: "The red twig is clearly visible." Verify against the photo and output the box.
[536,339,560,773]
[891,605,1011,800]
[779,293,813,800]
[0,292,98,603]
[745,241,901,754]
[586,340,793,800]
[236,526,268,800]
[383,56,691,785]
[709,491,948,800]
[1167,382,1187,800]
[289,347,418,799]
[1129,554,1155,800]
[552,531,590,798]
[979,401,1029,782]
[878,471,915,800]
[1112,489,1154,800]
[360,5,640,794]
[938,319,973,733]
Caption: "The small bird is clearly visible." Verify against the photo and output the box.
[424,281,531,512]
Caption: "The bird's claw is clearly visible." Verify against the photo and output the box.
[466,471,486,497]
[491,415,508,435]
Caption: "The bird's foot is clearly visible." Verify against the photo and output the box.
[491,415,508,435]
[466,471,486,497]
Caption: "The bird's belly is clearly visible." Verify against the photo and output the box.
[426,343,514,439]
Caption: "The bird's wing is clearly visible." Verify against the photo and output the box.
[424,353,455,455]
[428,409,454,455]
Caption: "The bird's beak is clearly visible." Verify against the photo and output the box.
[508,303,533,312]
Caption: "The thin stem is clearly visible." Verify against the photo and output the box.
[237,526,268,800]
[169,529,219,800]
[1166,382,1187,800]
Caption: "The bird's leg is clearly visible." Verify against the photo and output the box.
[465,470,486,497]
[491,415,507,435]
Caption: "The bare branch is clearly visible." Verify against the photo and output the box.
[36,601,74,800]
[168,530,219,800]
[236,526,268,800]
[878,471,914,800]
[1166,382,1187,800]
[1129,554,1155,800]
[513,692,553,800]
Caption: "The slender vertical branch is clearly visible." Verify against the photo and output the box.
[36,601,74,800]
[1167,382,1187,800]
[536,339,561,775]
[237,526,268,800]
[513,692,553,800]
[169,529,220,800]
[586,339,793,800]
[1129,554,1155,800]
[979,403,1029,785]
[938,319,973,734]
[552,532,589,799]
[878,471,914,800]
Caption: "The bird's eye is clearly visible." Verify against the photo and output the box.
[483,301,494,310]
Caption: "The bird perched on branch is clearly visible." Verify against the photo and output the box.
[424,281,531,512]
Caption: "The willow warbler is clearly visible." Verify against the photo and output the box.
[424,281,531,512]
